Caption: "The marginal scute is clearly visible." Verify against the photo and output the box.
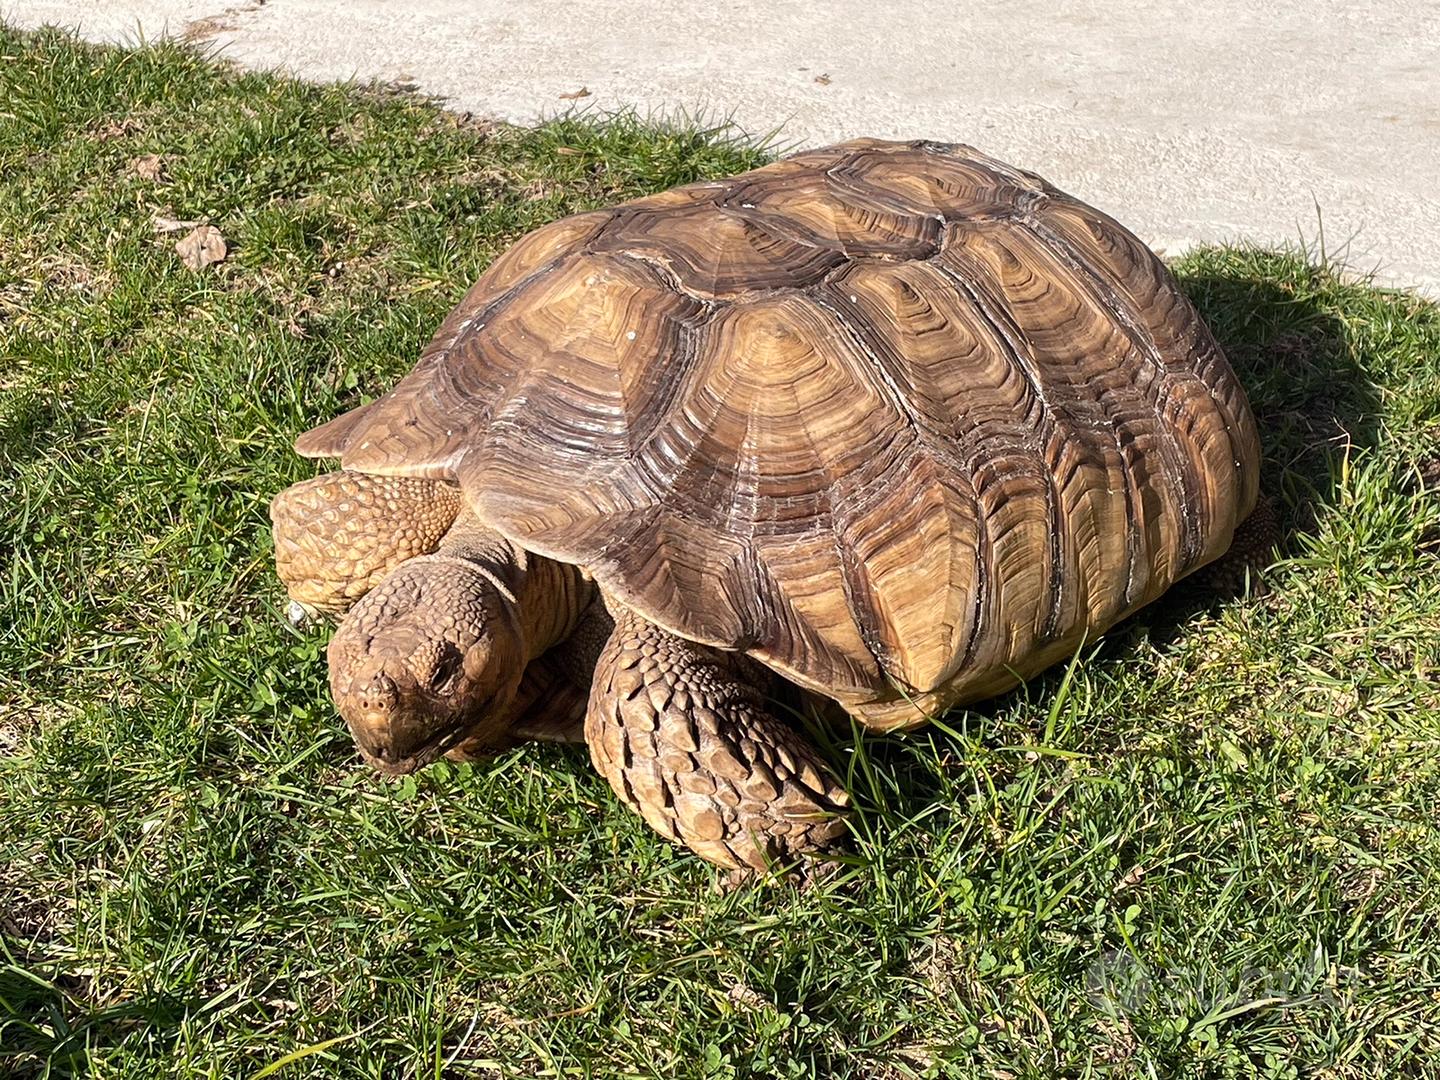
[297,138,1261,728]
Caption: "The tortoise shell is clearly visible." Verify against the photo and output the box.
[297,139,1260,729]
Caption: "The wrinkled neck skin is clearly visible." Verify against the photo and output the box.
[440,514,592,661]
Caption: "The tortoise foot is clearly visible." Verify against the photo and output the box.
[586,606,850,872]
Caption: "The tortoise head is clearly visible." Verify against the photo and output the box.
[326,555,526,773]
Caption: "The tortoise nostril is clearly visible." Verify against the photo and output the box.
[359,673,400,713]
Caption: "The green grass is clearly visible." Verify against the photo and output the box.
[2,23,1439,1080]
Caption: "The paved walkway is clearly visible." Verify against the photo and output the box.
[10,0,1440,293]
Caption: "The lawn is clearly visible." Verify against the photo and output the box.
[2,24,1439,1080]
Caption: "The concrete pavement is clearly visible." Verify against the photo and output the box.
[8,0,1440,293]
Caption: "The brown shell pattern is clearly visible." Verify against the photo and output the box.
[297,139,1260,728]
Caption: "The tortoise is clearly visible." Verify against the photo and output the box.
[270,138,1272,874]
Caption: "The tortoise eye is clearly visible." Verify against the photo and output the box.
[427,649,463,693]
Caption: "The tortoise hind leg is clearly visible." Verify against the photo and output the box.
[1190,494,1282,597]
[586,603,850,874]
[270,471,461,620]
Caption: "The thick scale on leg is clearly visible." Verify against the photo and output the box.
[586,604,850,873]
[1186,495,1281,597]
[270,471,461,617]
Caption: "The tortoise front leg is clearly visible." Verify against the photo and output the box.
[586,603,850,874]
[447,644,594,754]
[270,470,461,620]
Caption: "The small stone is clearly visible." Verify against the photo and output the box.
[129,153,166,181]
[726,982,769,1011]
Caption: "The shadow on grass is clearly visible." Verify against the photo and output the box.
[1182,265,1384,528]
[1142,264,1380,617]
[0,392,64,472]
[0,955,196,1079]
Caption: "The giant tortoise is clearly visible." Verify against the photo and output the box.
[270,139,1271,873]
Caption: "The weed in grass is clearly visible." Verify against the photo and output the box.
[2,23,1440,1080]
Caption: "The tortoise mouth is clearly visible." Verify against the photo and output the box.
[352,689,510,775]
[357,725,465,775]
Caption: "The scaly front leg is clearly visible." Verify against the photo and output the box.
[586,602,850,873]
[269,470,461,620]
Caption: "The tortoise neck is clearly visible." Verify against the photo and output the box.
[437,511,594,658]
